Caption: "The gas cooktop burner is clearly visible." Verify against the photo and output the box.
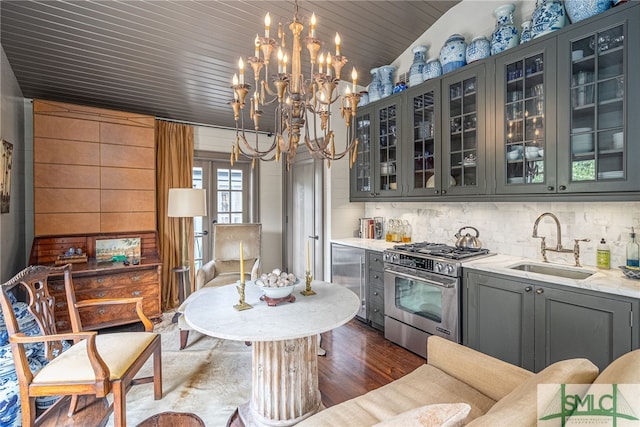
[391,242,490,260]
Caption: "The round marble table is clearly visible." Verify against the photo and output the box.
[184,280,360,427]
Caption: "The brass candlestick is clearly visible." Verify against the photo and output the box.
[234,280,253,311]
[300,271,316,296]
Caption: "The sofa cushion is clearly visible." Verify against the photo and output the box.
[466,358,599,427]
[372,403,471,427]
[592,348,640,384]
[427,336,533,402]
[297,364,496,427]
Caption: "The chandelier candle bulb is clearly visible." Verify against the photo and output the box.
[318,53,324,73]
[352,68,357,92]
[254,35,260,57]
[326,54,332,77]
[335,33,341,56]
[310,13,316,38]
[238,58,245,84]
[264,13,270,38]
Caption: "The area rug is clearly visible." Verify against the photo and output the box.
[105,312,252,427]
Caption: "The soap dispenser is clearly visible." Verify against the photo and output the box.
[597,238,610,269]
[627,228,640,268]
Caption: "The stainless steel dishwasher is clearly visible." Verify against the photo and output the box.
[330,243,366,320]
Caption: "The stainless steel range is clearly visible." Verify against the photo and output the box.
[383,242,494,358]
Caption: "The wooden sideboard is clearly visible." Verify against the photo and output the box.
[29,231,163,332]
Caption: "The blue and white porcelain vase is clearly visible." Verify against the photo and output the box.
[358,91,369,107]
[439,34,467,74]
[531,0,567,39]
[408,45,428,87]
[465,36,491,63]
[423,58,442,81]
[491,4,519,55]
[564,0,612,23]
[520,20,533,44]
[377,65,396,98]
[368,67,382,102]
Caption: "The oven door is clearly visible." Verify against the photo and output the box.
[384,265,459,343]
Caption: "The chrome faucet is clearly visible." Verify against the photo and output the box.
[532,212,590,266]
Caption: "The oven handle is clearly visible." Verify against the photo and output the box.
[385,268,456,289]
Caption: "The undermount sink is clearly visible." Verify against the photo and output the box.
[508,263,595,280]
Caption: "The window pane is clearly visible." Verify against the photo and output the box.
[193,167,204,189]
[231,170,243,190]
[218,214,230,223]
[231,191,243,211]
[231,214,243,223]
[218,192,230,212]
[217,169,230,190]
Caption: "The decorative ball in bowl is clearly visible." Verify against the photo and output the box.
[253,269,299,299]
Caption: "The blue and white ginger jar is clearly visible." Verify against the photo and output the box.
[423,58,442,81]
[531,0,567,39]
[439,34,467,74]
[368,67,382,102]
[466,36,491,63]
[409,45,428,87]
[564,0,612,23]
[520,21,533,44]
[491,4,519,55]
[378,65,396,98]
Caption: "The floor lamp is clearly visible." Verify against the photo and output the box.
[167,188,207,309]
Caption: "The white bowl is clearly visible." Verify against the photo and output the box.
[507,150,520,160]
[538,149,544,158]
[251,280,299,299]
[525,146,539,159]
[572,134,594,153]
[612,132,624,149]
[507,177,525,184]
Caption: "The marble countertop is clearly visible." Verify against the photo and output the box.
[184,281,360,342]
[331,237,396,252]
[462,254,640,299]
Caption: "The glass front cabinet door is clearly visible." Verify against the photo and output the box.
[556,7,640,193]
[351,107,374,199]
[495,40,557,194]
[441,64,487,196]
[404,80,441,196]
[374,96,403,197]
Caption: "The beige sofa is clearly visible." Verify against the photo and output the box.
[299,336,640,426]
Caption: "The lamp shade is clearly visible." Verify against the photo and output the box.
[167,188,207,217]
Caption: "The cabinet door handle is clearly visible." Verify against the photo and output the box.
[97,278,105,284]
[131,275,142,281]
[98,309,107,315]
[441,190,447,195]
[525,286,532,292]
[373,274,379,279]
[559,185,567,191]
[96,291,106,298]
[373,291,379,296]
[536,288,544,295]
[373,308,379,313]
[132,290,142,296]
[435,190,440,194]
[547,186,554,191]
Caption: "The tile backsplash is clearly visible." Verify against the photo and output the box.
[365,201,640,269]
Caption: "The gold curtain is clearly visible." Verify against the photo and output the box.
[156,120,194,311]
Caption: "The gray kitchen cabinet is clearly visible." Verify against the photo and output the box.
[366,250,385,331]
[350,94,403,200]
[495,38,558,194]
[464,270,637,372]
[440,63,488,196]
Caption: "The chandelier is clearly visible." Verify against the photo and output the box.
[229,0,360,168]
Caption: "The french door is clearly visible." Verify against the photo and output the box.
[193,152,256,271]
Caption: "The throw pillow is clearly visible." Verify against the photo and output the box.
[372,403,471,427]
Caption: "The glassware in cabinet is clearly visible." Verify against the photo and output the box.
[408,85,438,195]
[377,102,400,194]
[447,76,480,190]
[569,24,625,183]
[352,110,372,196]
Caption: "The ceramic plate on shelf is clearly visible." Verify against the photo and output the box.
[426,175,456,188]
[598,170,624,179]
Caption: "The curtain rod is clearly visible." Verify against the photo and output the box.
[156,116,270,135]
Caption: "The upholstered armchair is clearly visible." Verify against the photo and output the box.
[178,223,261,349]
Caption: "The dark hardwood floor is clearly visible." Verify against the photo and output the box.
[38,318,425,426]
[318,319,425,407]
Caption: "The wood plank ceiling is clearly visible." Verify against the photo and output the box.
[1,1,458,131]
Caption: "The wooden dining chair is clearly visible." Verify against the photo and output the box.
[0,264,162,427]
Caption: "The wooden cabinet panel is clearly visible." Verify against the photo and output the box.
[101,167,155,190]
[34,114,100,142]
[101,212,156,233]
[35,213,101,235]
[34,138,100,165]
[34,164,100,189]
[100,144,155,169]
[33,100,156,235]
[100,122,155,148]
[35,188,100,213]
[101,190,155,212]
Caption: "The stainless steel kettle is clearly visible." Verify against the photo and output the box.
[454,226,482,249]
